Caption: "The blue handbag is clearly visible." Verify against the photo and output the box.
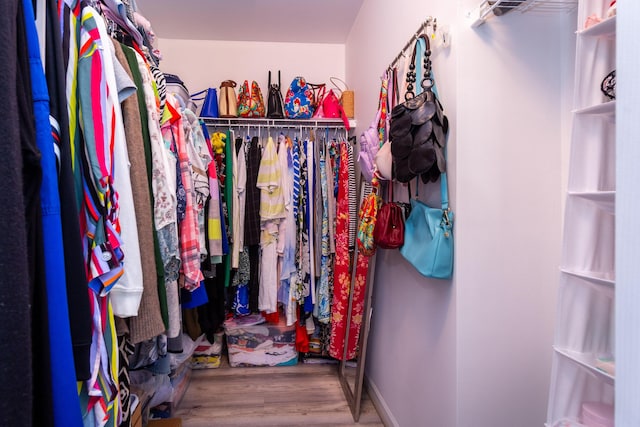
[192,87,219,118]
[400,172,454,279]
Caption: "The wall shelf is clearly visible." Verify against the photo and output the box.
[545,420,587,427]
[469,0,578,27]
[560,268,614,289]
[573,100,615,116]
[553,347,615,382]
[578,15,616,37]
[567,190,615,213]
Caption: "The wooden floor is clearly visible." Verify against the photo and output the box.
[174,357,384,426]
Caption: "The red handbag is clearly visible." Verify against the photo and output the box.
[314,88,350,130]
[374,182,405,249]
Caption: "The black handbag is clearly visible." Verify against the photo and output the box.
[267,70,285,119]
[390,35,448,184]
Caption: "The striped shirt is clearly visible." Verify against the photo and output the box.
[347,141,357,249]
[292,139,301,220]
[77,5,123,294]
[67,4,123,426]
[150,64,166,113]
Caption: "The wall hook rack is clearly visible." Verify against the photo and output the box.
[388,17,450,70]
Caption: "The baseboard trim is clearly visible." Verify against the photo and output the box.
[364,376,399,427]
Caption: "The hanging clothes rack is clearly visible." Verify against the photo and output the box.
[201,117,355,130]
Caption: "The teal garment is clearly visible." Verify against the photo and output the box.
[315,151,331,323]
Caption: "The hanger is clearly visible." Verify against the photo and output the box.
[83,0,101,9]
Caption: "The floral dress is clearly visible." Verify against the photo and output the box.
[329,141,371,360]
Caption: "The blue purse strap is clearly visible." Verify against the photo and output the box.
[191,89,208,101]
[415,37,426,96]
[440,170,449,211]
[428,57,449,212]
[406,35,449,212]
[407,170,448,211]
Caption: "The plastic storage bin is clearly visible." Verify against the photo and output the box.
[224,314,297,367]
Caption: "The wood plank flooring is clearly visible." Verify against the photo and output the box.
[174,357,384,426]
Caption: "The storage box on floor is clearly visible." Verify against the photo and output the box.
[224,314,297,367]
[190,332,223,369]
[149,353,193,419]
[130,394,142,427]
[147,418,182,427]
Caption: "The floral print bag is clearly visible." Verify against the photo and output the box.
[284,76,315,119]
[237,80,266,117]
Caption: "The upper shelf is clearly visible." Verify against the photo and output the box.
[567,190,615,214]
[573,100,615,117]
[578,15,616,38]
[469,0,578,27]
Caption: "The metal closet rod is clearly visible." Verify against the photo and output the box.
[389,16,436,69]
[200,117,348,130]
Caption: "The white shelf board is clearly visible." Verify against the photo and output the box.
[567,190,615,213]
[560,268,615,289]
[554,347,615,382]
[577,15,616,38]
[545,420,587,427]
[572,100,616,116]
[468,0,577,28]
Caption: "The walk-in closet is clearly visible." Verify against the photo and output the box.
[4,0,638,426]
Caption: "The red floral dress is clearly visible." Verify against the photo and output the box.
[329,142,371,360]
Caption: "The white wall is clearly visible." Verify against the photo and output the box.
[455,3,569,425]
[347,1,571,426]
[346,1,459,426]
[157,38,345,107]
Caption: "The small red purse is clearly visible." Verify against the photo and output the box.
[374,182,405,249]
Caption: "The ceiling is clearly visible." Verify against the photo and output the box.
[135,0,364,44]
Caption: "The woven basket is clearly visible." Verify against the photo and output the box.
[341,90,355,118]
[331,77,354,118]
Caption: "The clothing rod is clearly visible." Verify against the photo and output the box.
[203,124,347,130]
[200,117,353,130]
[389,16,435,69]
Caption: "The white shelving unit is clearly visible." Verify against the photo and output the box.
[547,1,616,426]
[468,0,578,27]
